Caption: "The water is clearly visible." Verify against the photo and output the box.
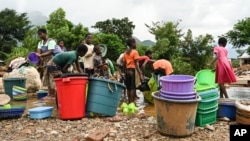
[227,87,250,100]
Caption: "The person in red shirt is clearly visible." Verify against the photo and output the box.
[123,38,143,104]
[138,50,155,75]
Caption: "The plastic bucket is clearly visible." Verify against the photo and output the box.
[195,69,217,86]
[86,77,125,116]
[3,78,26,99]
[28,52,40,64]
[54,76,88,120]
[160,75,195,93]
[159,90,197,100]
[217,100,236,120]
[152,91,201,137]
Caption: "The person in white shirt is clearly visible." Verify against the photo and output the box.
[82,33,95,76]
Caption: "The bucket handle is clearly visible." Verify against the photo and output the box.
[107,82,118,93]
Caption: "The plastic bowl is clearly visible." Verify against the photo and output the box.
[28,52,40,64]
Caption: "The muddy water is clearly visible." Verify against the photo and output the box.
[9,93,156,118]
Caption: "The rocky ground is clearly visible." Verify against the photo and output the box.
[0,111,231,141]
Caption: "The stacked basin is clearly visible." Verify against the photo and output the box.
[195,69,219,126]
[159,75,197,100]
[152,75,201,137]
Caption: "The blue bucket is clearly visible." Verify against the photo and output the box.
[86,77,125,116]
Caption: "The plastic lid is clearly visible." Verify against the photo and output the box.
[28,106,53,113]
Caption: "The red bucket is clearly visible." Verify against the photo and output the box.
[54,76,88,120]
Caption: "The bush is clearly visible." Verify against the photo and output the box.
[6,47,30,64]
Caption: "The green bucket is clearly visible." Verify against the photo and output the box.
[2,78,26,99]
[195,69,218,92]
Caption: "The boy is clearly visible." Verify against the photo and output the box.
[123,38,143,104]
[93,45,107,77]
[47,44,88,77]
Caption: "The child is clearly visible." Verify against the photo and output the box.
[83,33,95,76]
[123,38,144,104]
[47,43,88,78]
[93,45,107,77]
[208,37,237,98]
[138,50,155,74]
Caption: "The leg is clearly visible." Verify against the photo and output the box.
[219,84,229,98]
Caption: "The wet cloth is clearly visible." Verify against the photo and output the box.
[214,46,237,84]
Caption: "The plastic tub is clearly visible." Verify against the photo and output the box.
[196,106,218,126]
[159,90,197,100]
[87,77,125,116]
[195,69,217,86]
[198,96,219,110]
[29,106,53,119]
[3,78,26,99]
[217,100,236,120]
[160,75,195,93]
[28,52,40,64]
[152,91,201,137]
[0,106,25,119]
[55,76,88,120]
[197,88,219,100]
[36,91,48,99]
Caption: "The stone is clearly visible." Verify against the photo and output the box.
[86,129,109,141]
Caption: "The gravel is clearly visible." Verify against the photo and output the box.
[0,112,231,141]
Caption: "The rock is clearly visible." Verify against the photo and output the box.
[109,132,116,137]
[143,130,151,138]
[130,139,137,141]
[36,129,45,134]
[205,124,215,131]
[114,123,121,128]
[50,130,59,135]
[86,129,109,141]
[22,129,32,134]
[5,125,13,129]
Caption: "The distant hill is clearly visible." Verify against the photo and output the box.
[27,11,48,26]
[141,40,155,47]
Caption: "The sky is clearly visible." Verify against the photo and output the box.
[0,0,249,58]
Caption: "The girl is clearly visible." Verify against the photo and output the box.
[208,37,237,98]
[123,38,144,104]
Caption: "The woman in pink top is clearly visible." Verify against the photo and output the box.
[208,37,236,98]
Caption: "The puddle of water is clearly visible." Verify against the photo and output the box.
[227,87,250,100]
[10,93,58,118]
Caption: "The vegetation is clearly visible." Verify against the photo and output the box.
[0,8,32,60]
[1,7,245,75]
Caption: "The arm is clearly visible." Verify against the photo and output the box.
[135,60,143,80]
[208,53,218,66]
[75,60,82,73]
[141,60,149,74]
[62,64,70,73]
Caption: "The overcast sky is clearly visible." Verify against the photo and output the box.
[0,0,249,57]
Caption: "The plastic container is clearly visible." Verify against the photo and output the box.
[28,52,40,64]
[194,69,218,92]
[36,91,48,99]
[160,75,195,93]
[197,88,219,100]
[196,106,218,126]
[152,91,201,137]
[0,106,25,119]
[28,106,53,119]
[54,76,88,120]
[2,78,26,99]
[217,100,236,120]
[87,77,125,116]
[159,90,197,100]
[198,96,219,110]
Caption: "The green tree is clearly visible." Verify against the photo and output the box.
[181,29,214,71]
[46,8,88,50]
[146,21,183,60]
[0,8,32,60]
[92,33,125,61]
[226,17,250,48]
[92,17,135,43]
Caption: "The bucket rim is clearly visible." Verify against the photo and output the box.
[160,89,196,95]
[3,78,26,80]
[160,75,195,83]
[152,91,201,103]
[88,77,126,88]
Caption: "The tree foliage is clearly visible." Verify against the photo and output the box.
[181,29,214,71]
[92,33,125,61]
[0,8,32,60]
[92,17,135,44]
[146,21,183,60]
[226,17,250,48]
